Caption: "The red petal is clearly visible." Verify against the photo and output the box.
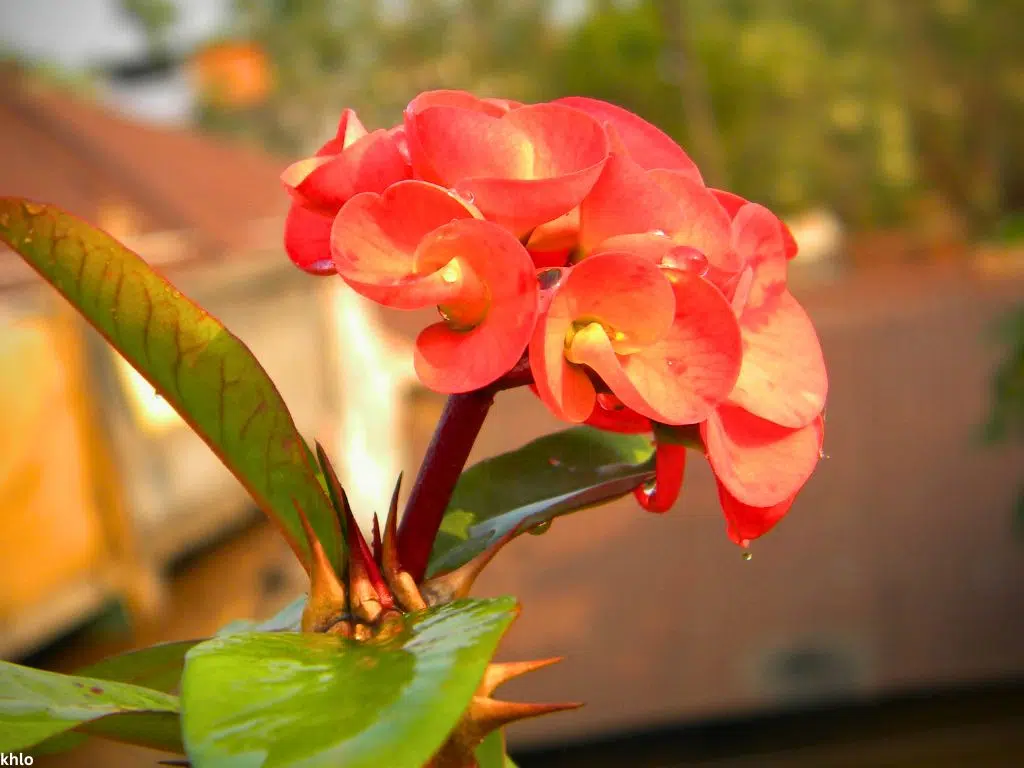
[702,406,824,507]
[282,129,411,211]
[716,481,797,544]
[555,96,702,180]
[329,180,479,308]
[649,170,737,270]
[410,103,608,234]
[284,204,336,275]
[316,108,368,156]
[715,189,799,260]
[584,395,652,433]
[413,219,539,393]
[529,308,597,423]
[730,202,788,310]
[733,290,828,428]
[578,148,683,253]
[567,270,741,424]
[634,442,686,513]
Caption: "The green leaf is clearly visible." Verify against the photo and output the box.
[76,640,200,694]
[216,595,307,636]
[427,427,655,577]
[181,597,518,768]
[476,730,518,768]
[0,199,341,573]
[0,660,181,754]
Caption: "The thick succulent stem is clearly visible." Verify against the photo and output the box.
[398,355,532,582]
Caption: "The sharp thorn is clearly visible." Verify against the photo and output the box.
[479,657,564,697]
[293,499,347,633]
[371,513,383,562]
[381,473,427,611]
[420,523,525,607]
[315,443,395,614]
[467,696,583,738]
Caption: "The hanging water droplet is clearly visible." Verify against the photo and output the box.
[742,551,753,561]
[528,520,552,536]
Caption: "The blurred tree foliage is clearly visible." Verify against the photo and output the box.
[197,0,1024,234]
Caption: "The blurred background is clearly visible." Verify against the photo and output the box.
[1,0,1023,765]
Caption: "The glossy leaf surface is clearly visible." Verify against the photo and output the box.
[0,199,341,573]
[181,598,518,768]
[427,427,655,576]
[0,661,181,753]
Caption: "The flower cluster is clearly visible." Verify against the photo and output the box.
[283,91,828,545]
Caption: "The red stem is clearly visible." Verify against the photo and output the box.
[398,355,532,581]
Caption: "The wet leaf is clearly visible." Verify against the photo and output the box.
[76,640,200,695]
[0,199,341,573]
[0,660,181,754]
[427,427,655,577]
[181,598,518,768]
[216,595,307,636]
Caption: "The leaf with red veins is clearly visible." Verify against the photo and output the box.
[280,129,411,211]
[565,269,742,425]
[315,108,368,157]
[413,219,540,393]
[554,96,702,180]
[702,405,824,508]
[283,204,336,275]
[713,189,799,260]
[733,290,828,428]
[409,103,609,235]
[330,180,480,308]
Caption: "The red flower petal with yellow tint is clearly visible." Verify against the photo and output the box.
[713,188,799,260]
[316,108,368,157]
[329,180,479,308]
[530,253,675,423]
[732,290,828,429]
[716,482,796,545]
[701,406,824,508]
[284,204,335,275]
[584,395,652,433]
[413,219,539,393]
[281,129,411,211]
[565,268,741,424]
[408,103,608,235]
[579,148,735,269]
[555,96,702,180]
[730,202,788,310]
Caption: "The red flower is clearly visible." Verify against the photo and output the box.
[405,93,609,236]
[283,109,411,274]
[330,180,538,393]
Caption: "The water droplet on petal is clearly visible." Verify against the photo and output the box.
[663,246,708,276]
[452,185,475,205]
[648,229,668,238]
[819,449,831,460]
[596,393,626,411]
[528,520,552,536]
[440,263,460,284]
[537,268,563,290]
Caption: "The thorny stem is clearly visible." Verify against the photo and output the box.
[398,354,533,582]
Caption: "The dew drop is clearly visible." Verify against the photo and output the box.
[819,449,831,460]
[742,551,753,561]
[596,392,625,411]
[648,229,668,238]
[453,185,475,205]
[440,264,460,284]
[663,246,708,276]
[528,520,552,536]
[537,268,563,290]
